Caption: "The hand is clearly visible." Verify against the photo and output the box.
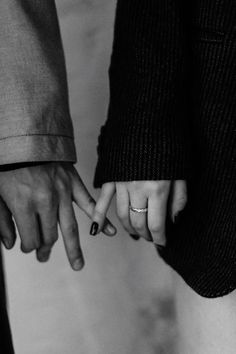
[91,180,187,246]
[0,162,116,270]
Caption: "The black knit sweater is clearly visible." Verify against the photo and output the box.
[94,0,236,298]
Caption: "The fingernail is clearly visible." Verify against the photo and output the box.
[106,224,116,235]
[73,258,84,271]
[90,222,99,236]
[129,234,140,241]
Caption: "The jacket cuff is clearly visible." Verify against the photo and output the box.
[0,134,77,165]
[93,124,193,188]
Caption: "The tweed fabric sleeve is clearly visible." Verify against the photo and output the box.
[0,0,77,165]
[94,0,193,187]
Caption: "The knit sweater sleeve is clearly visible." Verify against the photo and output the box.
[93,0,193,187]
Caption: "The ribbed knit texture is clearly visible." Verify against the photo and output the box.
[94,0,236,298]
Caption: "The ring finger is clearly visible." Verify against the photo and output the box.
[13,208,41,253]
[129,191,152,242]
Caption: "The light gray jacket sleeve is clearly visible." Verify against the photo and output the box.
[0,0,77,165]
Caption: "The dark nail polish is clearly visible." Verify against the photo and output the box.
[90,222,99,236]
[129,234,140,241]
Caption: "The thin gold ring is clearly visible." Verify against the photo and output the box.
[129,205,148,213]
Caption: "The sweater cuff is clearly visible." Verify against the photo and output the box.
[0,134,77,165]
[93,126,192,188]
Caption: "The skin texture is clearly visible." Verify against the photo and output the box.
[0,162,116,270]
[93,180,187,245]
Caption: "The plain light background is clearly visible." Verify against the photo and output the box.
[4,1,176,353]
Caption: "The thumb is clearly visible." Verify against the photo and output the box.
[0,197,17,249]
[170,180,187,223]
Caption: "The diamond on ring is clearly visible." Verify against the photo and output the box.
[129,205,148,213]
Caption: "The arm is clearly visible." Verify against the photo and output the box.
[0,1,116,266]
[92,0,192,245]
[0,0,77,165]
[94,0,193,187]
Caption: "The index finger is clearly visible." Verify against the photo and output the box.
[70,169,116,236]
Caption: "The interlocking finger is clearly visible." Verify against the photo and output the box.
[71,169,116,236]
[91,183,116,235]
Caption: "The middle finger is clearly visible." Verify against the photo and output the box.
[36,206,59,262]
[58,194,84,271]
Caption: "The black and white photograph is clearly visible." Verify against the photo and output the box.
[0,1,235,353]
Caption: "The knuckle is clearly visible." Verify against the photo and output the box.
[145,182,160,192]
[56,179,68,194]
[66,222,78,235]
[156,182,170,196]
[177,195,188,208]
[149,224,163,234]
[94,207,105,219]
[133,221,145,233]
[83,196,95,211]
[129,181,143,190]
[13,197,29,211]
[36,190,53,206]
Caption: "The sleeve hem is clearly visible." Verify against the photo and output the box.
[0,134,77,165]
[93,134,193,188]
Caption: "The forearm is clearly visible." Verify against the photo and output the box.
[94,0,193,186]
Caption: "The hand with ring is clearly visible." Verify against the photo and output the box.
[91,180,187,246]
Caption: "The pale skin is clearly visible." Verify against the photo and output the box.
[0,162,116,270]
[91,180,187,245]
[93,180,236,354]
